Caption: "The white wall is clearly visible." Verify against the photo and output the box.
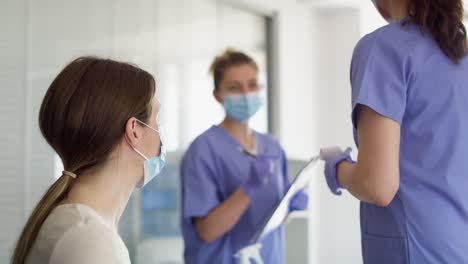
[274,4,363,263]
[0,1,27,262]
[308,4,384,263]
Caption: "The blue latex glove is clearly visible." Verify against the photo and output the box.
[289,190,309,212]
[242,155,273,200]
[320,147,355,195]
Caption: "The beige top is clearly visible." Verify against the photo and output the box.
[26,204,130,264]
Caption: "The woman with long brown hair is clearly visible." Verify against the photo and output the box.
[11,57,165,263]
[321,0,468,263]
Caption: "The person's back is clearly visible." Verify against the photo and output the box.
[352,20,468,263]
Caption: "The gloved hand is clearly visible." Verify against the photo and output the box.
[320,147,355,195]
[289,190,309,212]
[242,155,273,200]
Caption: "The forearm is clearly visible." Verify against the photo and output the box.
[195,187,251,243]
[337,160,397,207]
[333,106,400,207]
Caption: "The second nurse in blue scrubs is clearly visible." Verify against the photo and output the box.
[181,49,308,264]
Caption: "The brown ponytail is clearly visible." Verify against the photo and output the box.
[11,175,73,264]
[11,57,155,263]
[407,0,467,63]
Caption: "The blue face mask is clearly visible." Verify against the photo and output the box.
[131,119,166,188]
[223,92,263,123]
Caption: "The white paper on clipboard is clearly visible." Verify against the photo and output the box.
[251,156,320,243]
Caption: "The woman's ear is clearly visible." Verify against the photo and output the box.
[125,117,143,148]
[213,89,223,104]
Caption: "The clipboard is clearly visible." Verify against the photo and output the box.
[250,156,320,244]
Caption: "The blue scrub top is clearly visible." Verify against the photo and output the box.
[351,19,468,263]
[181,125,289,264]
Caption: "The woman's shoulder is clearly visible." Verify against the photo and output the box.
[254,131,278,143]
[184,126,219,153]
[254,131,284,154]
[48,207,129,263]
[55,219,116,247]
[30,204,129,264]
[355,20,422,58]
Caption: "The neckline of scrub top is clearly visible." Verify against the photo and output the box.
[54,203,116,232]
[391,16,410,24]
[212,125,260,155]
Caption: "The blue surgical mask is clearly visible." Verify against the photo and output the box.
[223,92,263,123]
[131,119,166,188]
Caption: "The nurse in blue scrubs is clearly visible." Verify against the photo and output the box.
[321,0,468,263]
[181,49,308,264]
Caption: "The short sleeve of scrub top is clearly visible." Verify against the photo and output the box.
[350,31,413,133]
[181,137,220,219]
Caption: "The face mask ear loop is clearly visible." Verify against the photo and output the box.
[136,119,160,134]
[125,134,149,161]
